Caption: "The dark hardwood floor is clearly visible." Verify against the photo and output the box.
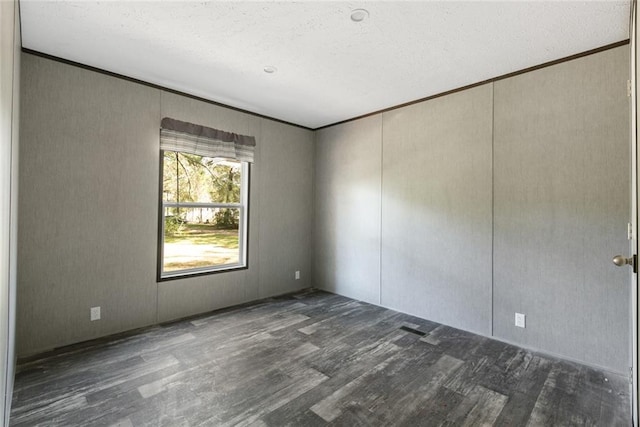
[10,289,631,426]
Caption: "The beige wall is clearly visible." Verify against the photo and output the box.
[314,45,630,373]
[18,53,314,357]
[381,84,493,336]
[17,44,632,374]
[315,115,382,305]
[493,46,630,371]
[0,0,20,423]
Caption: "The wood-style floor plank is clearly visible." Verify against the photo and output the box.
[10,290,631,426]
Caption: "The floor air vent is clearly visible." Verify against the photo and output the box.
[399,325,426,336]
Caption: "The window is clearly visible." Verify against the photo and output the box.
[157,117,254,280]
[159,151,249,279]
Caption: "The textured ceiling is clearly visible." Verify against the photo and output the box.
[21,1,630,129]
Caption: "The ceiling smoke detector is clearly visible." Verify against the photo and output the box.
[350,8,369,22]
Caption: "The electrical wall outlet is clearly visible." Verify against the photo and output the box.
[295,270,300,280]
[91,306,101,321]
[515,312,525,328]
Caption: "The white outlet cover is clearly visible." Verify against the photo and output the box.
[91,306,101,321]
[295,271,300,280]
[515,313,525,328]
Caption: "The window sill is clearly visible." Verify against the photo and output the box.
[157,264,248,282]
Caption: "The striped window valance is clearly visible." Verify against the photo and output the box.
[160,117,255,163]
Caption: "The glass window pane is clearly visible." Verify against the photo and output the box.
[162,152,178,203]
[163,207,240,272]
[204,159,241,204]
[162,151,241,204]
[160,151,247,279]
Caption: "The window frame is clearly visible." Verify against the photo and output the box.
[157,150,250,282]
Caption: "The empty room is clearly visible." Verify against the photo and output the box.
[1,0,640,425]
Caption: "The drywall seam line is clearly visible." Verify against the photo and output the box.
[379,114,383,306]
[311,127,317,290]
[491,82,495,338]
